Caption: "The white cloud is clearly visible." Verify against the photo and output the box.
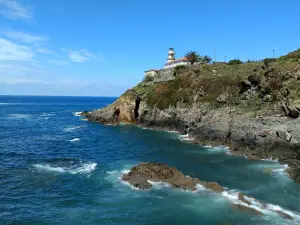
[0,0,32,20]
[0,75,40,84]
[36,47,54,54]
[0,62,43,84]
[63,49,104,63]
[0,37,34,61]
[48,59,68,66]
[2,30,46,44]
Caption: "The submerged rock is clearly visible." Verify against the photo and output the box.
[275,210,294,220]
[123,162,296,221]
[200,181,225,192]
[232,204,263,215]
[238,193,252,205]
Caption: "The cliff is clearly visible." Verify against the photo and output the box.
[85,51,300,183]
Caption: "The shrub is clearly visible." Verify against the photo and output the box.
[228,59,242,65]
[174,65,187,75]
[263,58,276,66]
[144,75,154,82]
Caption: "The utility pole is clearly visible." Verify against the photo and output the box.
[214,50,217,63]
[224,56,226,62]
[272,49,275,58]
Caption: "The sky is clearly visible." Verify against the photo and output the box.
[0,0,300,96]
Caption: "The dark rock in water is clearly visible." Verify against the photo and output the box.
[200,181,225,192]
[275,210,294,220]
[238,193,252,205]
[80,111,89,116]
[232,204,263,215]
[287,168,300,183]
[122,162,200,191]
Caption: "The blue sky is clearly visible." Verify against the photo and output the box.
[0,0,299,96]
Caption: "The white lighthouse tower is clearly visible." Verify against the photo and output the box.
[167,48,175,63]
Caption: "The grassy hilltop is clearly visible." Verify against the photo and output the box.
[126,49,300,118]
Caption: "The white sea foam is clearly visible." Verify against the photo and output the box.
[64,126,82,132]
[33,162,97,175]
[69,162,97,174]
[33,164,66,173]
[40,112,55,117]
[166,130,179,134]
[81,118,88,121]
[219,190,300,221]
[204,146,230,154]
[73,112,82,116]
[148,180,171,189]
[69,138,80,142]
[262,157,279,162]
[272,164,289,172]
[121,180,141,190]
[179,134,195,141]
[9,114,31,119]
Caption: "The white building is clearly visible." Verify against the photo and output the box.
[144,48,191,77]
[144,69,157,77]
[164,48,191,69]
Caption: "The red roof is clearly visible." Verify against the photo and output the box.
[165,57,189,65]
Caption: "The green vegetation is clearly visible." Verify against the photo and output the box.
[228,59,243,65]
[143,75,154,82]
[127,49,300,116]
[174,65,187,76]
[185,51,201,65]
[278,48,300,61]
[203,55,212,64]
[263,58,276,66]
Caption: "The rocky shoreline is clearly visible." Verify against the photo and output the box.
[83,100,300,183]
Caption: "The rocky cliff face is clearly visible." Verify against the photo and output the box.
[85,56,300,183]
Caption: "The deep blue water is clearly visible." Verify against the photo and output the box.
[1,96,300,225]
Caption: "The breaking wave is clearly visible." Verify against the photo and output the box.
[73,112,82,116]
[8,114,31,119]
[179,134,194,141]
[33,162,97,175]
[64,126,83,132]
[69,138,80,142]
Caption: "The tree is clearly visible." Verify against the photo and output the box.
[203,55,212,64]
[228,59,242,65]
[185,51,201,65]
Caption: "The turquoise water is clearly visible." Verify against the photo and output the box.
[1,96,300,225]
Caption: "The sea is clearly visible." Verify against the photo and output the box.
[1,95,300,225]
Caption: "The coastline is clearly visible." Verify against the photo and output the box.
[83,104,300,184]
[80,110,293,176]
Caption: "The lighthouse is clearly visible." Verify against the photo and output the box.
[167,48,175,63]
[164,48,190,69]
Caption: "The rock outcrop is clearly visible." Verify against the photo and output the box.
[122,162,200,191]
[122,163,294,220]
